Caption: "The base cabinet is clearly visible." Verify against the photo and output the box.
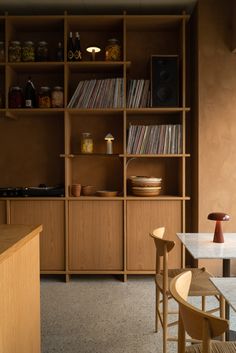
[69,201,123,271]
[10,200,65,271]
[127,200,182,271]
[0,201,6,223]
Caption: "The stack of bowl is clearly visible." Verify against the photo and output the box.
[129,176,162,196]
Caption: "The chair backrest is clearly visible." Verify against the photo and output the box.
[170,271,229,353]
[149,227,175,292]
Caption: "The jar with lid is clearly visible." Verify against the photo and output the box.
[36,41,49,61]
[105,38,121,61]
[9,86,24,108]
[22,41,35,62]
[81,133,93,153]
[8,41,21,62]
[38,86,51,108]
[0,41,5,62]
[51,86,63,108]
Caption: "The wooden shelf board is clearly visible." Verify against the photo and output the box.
[7,62,64,73]
[126,196,190,200]
[124,154,190,157]
[68,196,124,200]
[41,271,66,274]
[63,153,122,158]
[68,270,124,274]
[126,107,190,114]
[67,61,131,72]
[66,108,123,115]
[5,108,64,119]
[1,197,66,201]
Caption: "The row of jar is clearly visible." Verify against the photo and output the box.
[9,84,64,108]
[5,40,64,62]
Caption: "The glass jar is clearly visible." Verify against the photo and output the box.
[22,41,35,62]
[9,86,24,108]
[36,41,48,61]
[38,86,51,108]
[51,86,63,108]
[81,133,93,153]
[8,41,21,62]
[105,38,121,61]
[0,41,5,62]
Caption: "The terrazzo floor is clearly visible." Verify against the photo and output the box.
[41,275,236,353]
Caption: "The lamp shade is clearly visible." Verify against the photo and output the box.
[207,213,230,221]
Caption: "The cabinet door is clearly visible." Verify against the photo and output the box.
[127,200,182,271]
[69,201,123,270]
[0,201,6,223]
[10,200,65,271]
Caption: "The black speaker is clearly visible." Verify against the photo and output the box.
[151,55,179,107]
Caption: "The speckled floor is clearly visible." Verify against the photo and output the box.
[41,275,236,353]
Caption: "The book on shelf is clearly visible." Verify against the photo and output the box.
[67,78,124,108]
[127,123,183,154]
[126,79,150,108]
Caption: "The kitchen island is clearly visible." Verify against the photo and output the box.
[0,224,42,353]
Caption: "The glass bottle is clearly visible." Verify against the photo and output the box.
[36,41,48,61]
[25,77,36,108]
[51,86,63,108]
[105,38,121,61]
[56,41,64,62]
[81,133,93,153]
[9,86,24,108]
[22,41,35,62]
[67,32,74,62]
[8,41,21,62]
[38,86,51,108]
[74,32,82,61]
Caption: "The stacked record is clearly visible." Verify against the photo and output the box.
[129,176,162,196]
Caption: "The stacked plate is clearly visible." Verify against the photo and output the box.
[129,176,162,196]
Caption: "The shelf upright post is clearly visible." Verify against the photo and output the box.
[123,11,127,282]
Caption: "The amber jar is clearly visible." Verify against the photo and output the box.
[22,41,35,62]
[51,86,63,108]
[105,38,121,61]
[8,41,21,62]
[36,41,49,61]
[38,86,51,108]
[81,133,93,153]
[9,86,24,108]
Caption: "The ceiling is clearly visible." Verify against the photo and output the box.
[0,0,197,15]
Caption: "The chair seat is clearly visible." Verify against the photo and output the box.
[186,341,236,353]
[156,267,219,296]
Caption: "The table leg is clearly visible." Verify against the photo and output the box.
[222,259,236,341]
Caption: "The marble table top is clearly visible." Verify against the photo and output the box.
[210,277,236,312]
[177,233,236,259]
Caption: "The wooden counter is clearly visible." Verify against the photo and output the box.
[0,224,42,353]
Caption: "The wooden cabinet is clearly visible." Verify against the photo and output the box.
[127,200,182,271]
[0,12,190,278]
[69,200,123,271]
[10,200,65,271]
[0,201,6,223]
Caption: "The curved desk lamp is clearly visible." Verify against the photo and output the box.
[208,212,230,243]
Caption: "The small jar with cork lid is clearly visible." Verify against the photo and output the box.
[81,133,93,153]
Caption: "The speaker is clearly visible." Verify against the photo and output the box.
[151,55,179,107]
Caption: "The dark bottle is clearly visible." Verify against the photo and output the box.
[56,41,64,61]
[25,77,36,108]
[67,32,74,61]
[74,32,82,61]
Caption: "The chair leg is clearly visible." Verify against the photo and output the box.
[220,295,225,341]
[155,283,160,332]
[163,291,168,353]
[201,296,206,311]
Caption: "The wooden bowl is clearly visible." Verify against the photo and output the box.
[96,190,118,197]
[81,185,96,196]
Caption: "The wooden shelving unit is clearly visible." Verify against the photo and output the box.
[0,12,190,281]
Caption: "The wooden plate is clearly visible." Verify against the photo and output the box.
[96,190,118,197]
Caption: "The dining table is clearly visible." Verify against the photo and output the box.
[177,232,236,340]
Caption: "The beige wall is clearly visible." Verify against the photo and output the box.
[196,0,236,274]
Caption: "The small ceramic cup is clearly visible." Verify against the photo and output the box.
[71,184,81,197]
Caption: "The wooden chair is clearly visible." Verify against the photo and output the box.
[170,271,236,353]
[150,227,224,353]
